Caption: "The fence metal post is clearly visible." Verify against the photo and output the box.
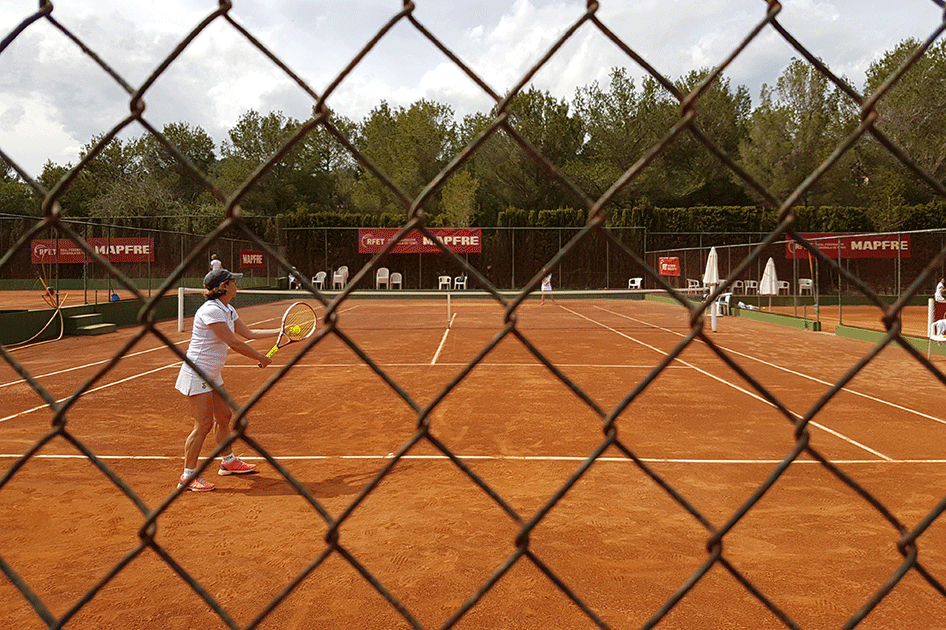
[511,229,515,290]
[897,230,902,297]
[838,235,842,326]
[83,223,88,304]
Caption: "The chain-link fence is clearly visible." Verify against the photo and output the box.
[284,226,646,290]
[0,214,278,296]
[647,228,946,296]
[3,1,946,628]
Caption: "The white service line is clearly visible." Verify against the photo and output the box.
[1,339,188,389]
[3,453,944,464]
[227,362,690,369]
[594,304,946,427]
[716,337,946,427]
[0,364,179,423]
[431,312,457,365]
[560,304,892,461]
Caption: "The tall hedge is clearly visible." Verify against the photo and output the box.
[282,203,945,234]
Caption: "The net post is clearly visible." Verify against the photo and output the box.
[447,292,452,328]
[928,298,935,359]
[928,298,935,335]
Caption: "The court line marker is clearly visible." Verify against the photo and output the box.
[431,313,457,365]
[2,453,942,465]
[0,301,915,464]
[594,304,946,428]
[715,340,946,427]
[226,363,689,369]
[0,364,178,423]
[1,340,188,389]
[563,304,892,461]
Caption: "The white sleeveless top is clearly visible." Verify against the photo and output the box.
[174,299,238,395]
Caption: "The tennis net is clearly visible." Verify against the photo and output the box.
[176,286,718,334]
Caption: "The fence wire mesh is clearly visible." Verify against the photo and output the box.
[3,1,946,628]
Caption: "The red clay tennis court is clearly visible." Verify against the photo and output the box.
[3,290,946,629]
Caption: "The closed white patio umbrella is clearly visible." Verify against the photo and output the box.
[759,257,779,310]
[703,247,719,289]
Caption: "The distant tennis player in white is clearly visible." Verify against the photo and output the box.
[540,273,557,305]
[936,277,945,303]
[210,253,222,271]
[174,268,279,492]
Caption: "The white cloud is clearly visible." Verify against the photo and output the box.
[0,95,82,171]
[0,0,941,174]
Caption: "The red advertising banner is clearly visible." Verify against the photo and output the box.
[240,249,265,269]
[785,233,911,259]
[31,238,154,264]
[359,228,482,254]
[658,257,680,276]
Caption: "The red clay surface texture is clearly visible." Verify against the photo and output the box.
[2,293,946,629]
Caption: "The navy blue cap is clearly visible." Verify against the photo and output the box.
[203,268,243,290]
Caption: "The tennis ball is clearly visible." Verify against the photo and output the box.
[289,325,301,335]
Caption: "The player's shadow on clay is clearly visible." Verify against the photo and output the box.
[238,471,375,498]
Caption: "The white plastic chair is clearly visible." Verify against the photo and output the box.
[929,312,946,358]
[312,271,326,290]
[628,277,642,289]
[777,280,790,294]
[454,275,467,290]
[687,278,701,289]
[332,266,348,289]
[799,278,813,294]
[376,267,389,289]
[438,275,452,290]
[744,279,759,293]
[390,272,402,289]
[731,280,744,294]
[715,292,733,316]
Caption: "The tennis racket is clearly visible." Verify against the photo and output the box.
[258,302,317,367]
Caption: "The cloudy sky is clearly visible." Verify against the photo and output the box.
[0,0,942,176]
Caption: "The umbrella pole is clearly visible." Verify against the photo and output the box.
[711,282,718,332]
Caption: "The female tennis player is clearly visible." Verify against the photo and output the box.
[174,268,279,492]
[540,273,557,305]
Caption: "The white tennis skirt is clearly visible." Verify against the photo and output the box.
[175,365,223,396]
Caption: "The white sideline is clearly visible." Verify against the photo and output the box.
[2,453,945,465]
[575,304,893,461]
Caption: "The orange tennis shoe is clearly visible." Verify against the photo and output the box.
[177,475,216,492]
[218,458,257,476]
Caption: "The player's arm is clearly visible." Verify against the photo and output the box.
[208,321,272,366]
[233,318,280,340]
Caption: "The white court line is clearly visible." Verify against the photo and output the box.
[594,304,946,428]
[2,453,943,464]
[0,301,902,463]
[225,363,690,369]
[0,302,349,421]
[1,339,187,389]
[431,312,457,365]
[0,300,345,390]
[560,304,892,461]
[0,364,179,423]
[717,337,946,426]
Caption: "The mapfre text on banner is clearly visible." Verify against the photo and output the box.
[31,238,155,264]
[240,250,265,269]
[359,228,482,254]
[785,233,911,259]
